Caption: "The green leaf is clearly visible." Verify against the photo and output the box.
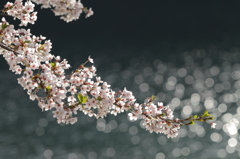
[202,110,209,117]
[193,115,198,119]
[24,41,31,43]
[96,96,102,101]
[38,44,45,51]
[188,120,195,125]
[46,85,51,92]
[151,95,156,101]
[157,113,166,117]
[50,62,56,68]
[77,93,88,104]
[207,116,214,120]
[1,23,9,30]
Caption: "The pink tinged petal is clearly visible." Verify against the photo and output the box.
[211,123,216,129]
[88,56,94,63]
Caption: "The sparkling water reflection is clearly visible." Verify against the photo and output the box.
[1,48,240,158]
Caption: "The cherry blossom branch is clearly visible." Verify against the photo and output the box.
[0,0,216,138]
[30,0,93,22]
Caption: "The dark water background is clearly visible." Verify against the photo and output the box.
[1,0,240,159]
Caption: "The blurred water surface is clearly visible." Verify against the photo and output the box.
[1,46,240,159]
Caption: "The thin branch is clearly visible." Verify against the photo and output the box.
[0,42,19,55]
[0,13,10,16]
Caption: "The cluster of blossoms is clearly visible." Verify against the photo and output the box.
[0,0,215,138]
[31,0,93,22]
[3,0,93,24]
[3,0,37,26]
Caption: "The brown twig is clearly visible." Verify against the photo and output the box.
[0,42,20,56]
[0,13,10,16]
